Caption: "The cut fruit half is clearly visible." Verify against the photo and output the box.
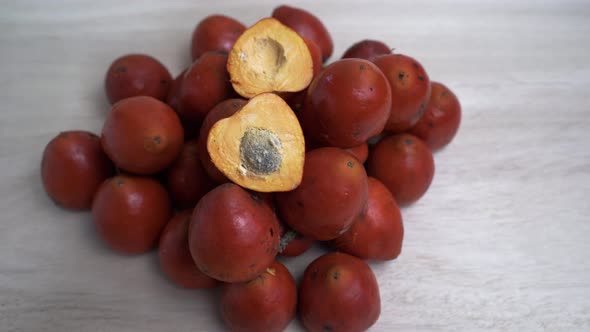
[207,93,305,192]
[227,18,314,99]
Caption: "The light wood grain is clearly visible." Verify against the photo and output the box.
[1,1,589,331]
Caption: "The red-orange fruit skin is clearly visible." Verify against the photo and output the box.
[188,183,280,282]
[101,96,184,175]
[367,134,435,206]
[165,140,215,209]
[276,147,369,241]
[158,210,219,289]
[41,131,114,210]
[332,177,404,260]
[272,5,334,61]
[92,175,172,254]
[105,54,172,104]
[300,59,392,148]
[408,81,462,151]
[345,143,369,164]
[373,54,431,133]
[178,52,234,128]
[342,39,392,62]
[220,260,297,332]
[191,15,246,61]
[299,252,381,332]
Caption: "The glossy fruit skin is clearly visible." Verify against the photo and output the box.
[165,140,215,209]
[276,147,369,241]
[303,37,323,77]
[332,177,404,260]
[92,175,172,254]
[189,183,280,282]
[299,252,381,332]
[367,134,434,206]
[374,54,431,133]
[300,59,392,148]
[272,5,334,61]
[166,69,200,141]
[197,98,247,183]
[408,81,461,151]
[190,15,246,61]
[105,54,172,104]
[41,131,114,210]
[101,96,184,174]
[178,52,234,129]
[342,39,392,62]
[220,260,297,332]
[158,210,219,289]
[345,143,369,164]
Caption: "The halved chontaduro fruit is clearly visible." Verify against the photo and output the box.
[227,18,314,99]
[207,93,305,192]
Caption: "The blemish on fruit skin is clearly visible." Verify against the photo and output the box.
[116,178,124,187]
[153,136,161,144]
[428,122,435,128]
[332,271,340,280]
[417,76,425,81]
[323,323,334,331]
[311,267,319,280]
[398,71,406,80]
[413,62,419,69]
[359,64,366,70]
[347,161,354,168]
[116,66,127,73]
[405,138,414,145]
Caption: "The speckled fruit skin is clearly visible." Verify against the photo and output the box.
[197,98,247,183]
[188,183,280,283]
[105,54,172,104]
[165,140,215,209]
[41,131,114,210]
[373,54,431,133]
[178,52,235,127]
[332,177,404,260]
[158,210,219,289]
[300,59,392,148]
[408,81,462,151]
[276,147,369,241]
[342,39,392,62]
[220,260,297,332]
[101,96,184,175]
[367,134,435,206]
[272,5,334,61]
[299,252,381,332]
[190,15,246,61]
[92,175,172,254]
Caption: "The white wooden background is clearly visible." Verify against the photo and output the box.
[1,1,589,331]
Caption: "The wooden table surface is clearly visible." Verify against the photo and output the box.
[1,1,589,331]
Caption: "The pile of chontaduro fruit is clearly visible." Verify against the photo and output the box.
[40,5,461,332]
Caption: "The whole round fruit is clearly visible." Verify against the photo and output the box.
[409,81,462,151]
[105,54,172,104]
[367,134,435,205]
[276,147,369,241]
[41,131,114,210]
[101,96,184,174]
[188,183,280,282]
[300,58,392,148]
[299,252,381,332]
[220,260,297,332]
[92,175,172,254]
